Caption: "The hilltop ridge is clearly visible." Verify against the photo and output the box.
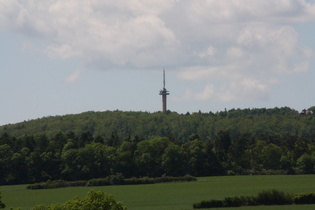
[0,107,308,141]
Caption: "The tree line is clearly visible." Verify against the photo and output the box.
[1,128,315,185]
[0,132,222,184]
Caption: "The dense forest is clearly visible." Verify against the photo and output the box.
[1,107,315,185]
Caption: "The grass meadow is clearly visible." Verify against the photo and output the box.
[1,175,315,210]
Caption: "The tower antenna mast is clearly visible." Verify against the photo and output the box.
[159,69,170,112]
[163,69,166,89]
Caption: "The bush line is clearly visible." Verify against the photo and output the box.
[26,174,196,190]
[193,189,315,208]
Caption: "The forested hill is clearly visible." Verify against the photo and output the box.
[0,106,313,142]
[2,106,315,185]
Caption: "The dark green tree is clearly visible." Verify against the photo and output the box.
[0,192,5,209]
[115,141,137,177]
[182,139,207,176]
[214,130,231,162]
[230,133,253,171]
[261,143,283,170]
[297,153,315,174]
[134,137,170,176]
[0,144,13,184]
[204,141,224,175]
[162,143,185,176]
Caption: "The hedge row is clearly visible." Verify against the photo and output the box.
[86,174,196,186]
[27,174,196,190]
[293,193,315,204]
[193,189,315,208]
[26,180,87,190]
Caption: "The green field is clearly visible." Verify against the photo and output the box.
[1,175,315,210]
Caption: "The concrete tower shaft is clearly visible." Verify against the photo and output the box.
[159,70,169,112]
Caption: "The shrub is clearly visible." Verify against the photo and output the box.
[256,189,292,205]
[238,195,258,206]
[193,200,223,209]
[86,177,111,186]
[27,180,86,189]
[292,193,315,204]
[155,175,179,183]
[155,174,197,183]
[87,174,125,186]
[193,189,293,209]
[109,173,125,185]
[27,184,43,190]
[32,190,126,210]
[183,174,197,182]
[223,196,243,207]
[124,177,155,185]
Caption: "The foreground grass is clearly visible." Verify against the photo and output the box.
[1,175,315,209]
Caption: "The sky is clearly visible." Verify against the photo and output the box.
[1,0,315,125]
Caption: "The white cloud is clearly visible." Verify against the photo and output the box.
[1,0,315,102]
[65,70,81,84]
[195,46,216,58]
[174,77,270,103]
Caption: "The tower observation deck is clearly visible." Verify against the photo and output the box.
[159,70,170,112]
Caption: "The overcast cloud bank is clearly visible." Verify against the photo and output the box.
[1,0,315,102]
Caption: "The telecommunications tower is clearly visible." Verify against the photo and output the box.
[159,69,170,112]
